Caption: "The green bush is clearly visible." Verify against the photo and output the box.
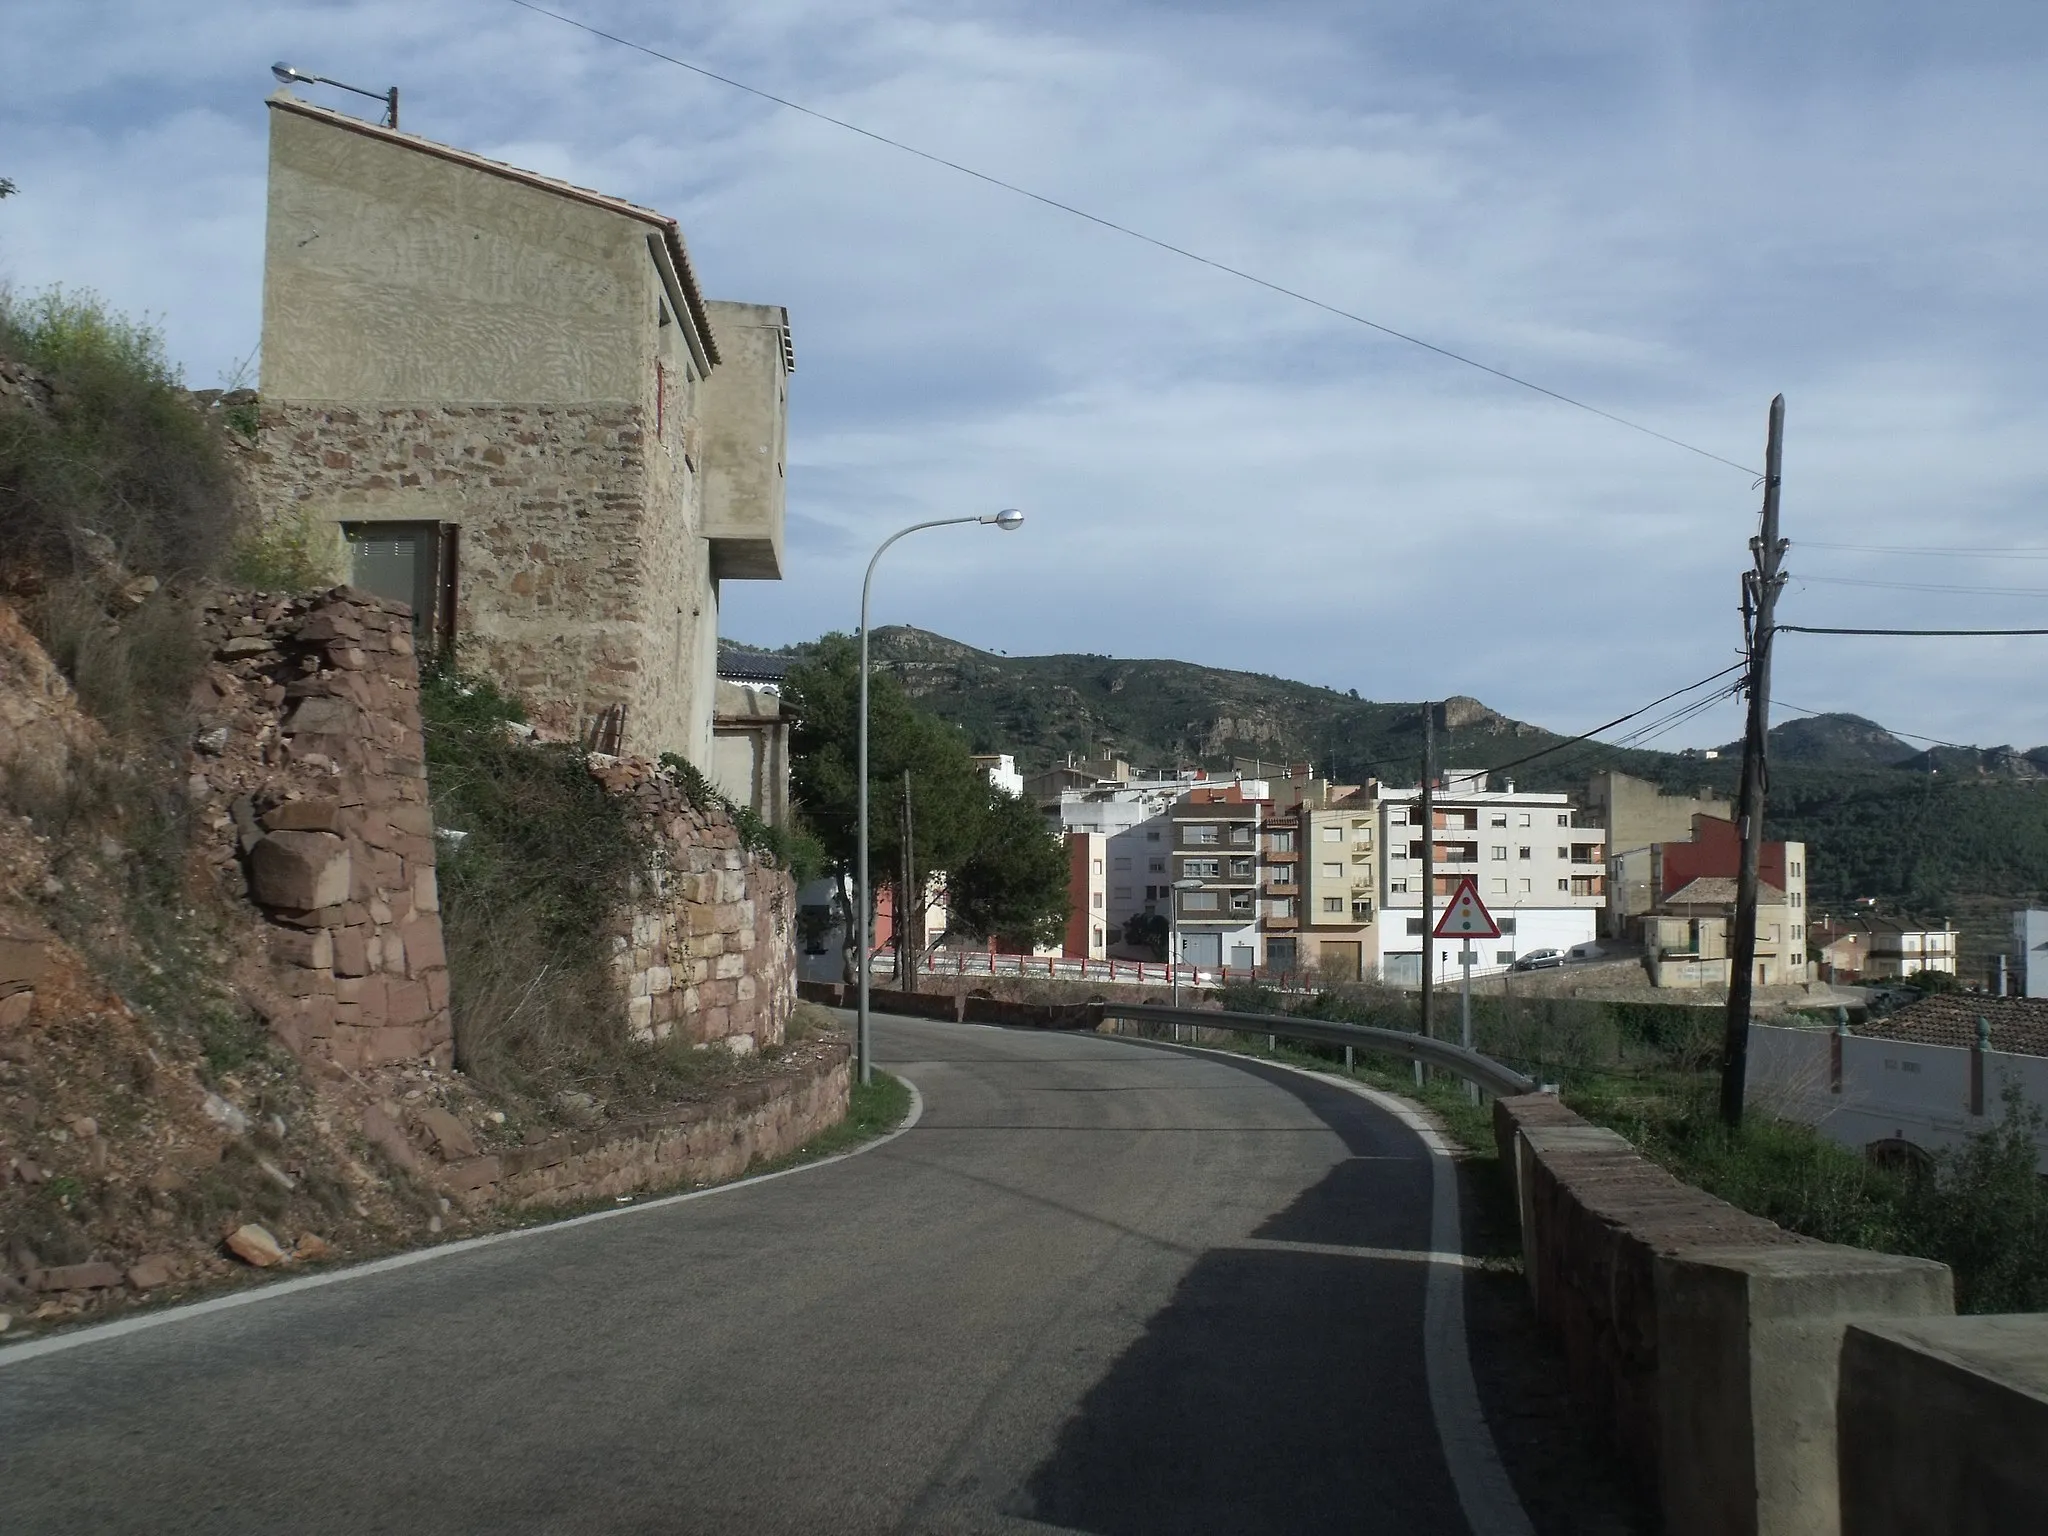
[657,749,824,884]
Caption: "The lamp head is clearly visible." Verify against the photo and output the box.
[271,62,304,85]
[983,507,1025,531]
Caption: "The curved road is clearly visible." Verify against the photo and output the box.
[2,1018,1546,1534]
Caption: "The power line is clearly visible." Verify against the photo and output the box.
[1802,541,2048,560]
[1772,698,1972,753]
[502,0,1759,477]
[1792,573,2048,598]
[1776,624,2048,637]
[1476,660,1748,777]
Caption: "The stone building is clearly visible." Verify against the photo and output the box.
[252,93,790,767]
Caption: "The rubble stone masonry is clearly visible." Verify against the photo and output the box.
[191,587,454,1070]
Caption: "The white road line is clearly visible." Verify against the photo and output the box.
[0,1074,924,1370]
[1142,1040,1537,1536]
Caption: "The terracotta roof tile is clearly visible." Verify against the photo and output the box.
[1860,995,2048,1059]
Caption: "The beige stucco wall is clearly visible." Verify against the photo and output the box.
[698,299,789,580]
[261,99,665,405]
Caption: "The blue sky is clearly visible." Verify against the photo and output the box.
[7,0,2048,752]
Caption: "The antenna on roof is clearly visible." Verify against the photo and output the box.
[272,62,399,129]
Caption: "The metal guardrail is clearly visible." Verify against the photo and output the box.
[1101,1002,1538,1099]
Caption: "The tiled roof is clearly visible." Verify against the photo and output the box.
[1661,877,1786,908]
[717,648,789,683]
[1859,995,2048,1059]
[268,94,719,365]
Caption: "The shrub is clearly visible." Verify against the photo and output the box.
[1898,1081,2048,1313]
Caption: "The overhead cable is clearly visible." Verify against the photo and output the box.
[502,0,1758,476]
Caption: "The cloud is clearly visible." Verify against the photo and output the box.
[6,0,2048,749]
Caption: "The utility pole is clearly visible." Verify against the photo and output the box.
[1720,395,1787,1130]
[898,769,917,993]
[1420,702,1436,1074]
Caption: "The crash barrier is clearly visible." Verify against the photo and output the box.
[797,983,1535,1099]
[1495,1091,1957,1536]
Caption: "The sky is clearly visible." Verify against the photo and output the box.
[7,0,2048,752]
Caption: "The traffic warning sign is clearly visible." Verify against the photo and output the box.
[1432,876,1501,940]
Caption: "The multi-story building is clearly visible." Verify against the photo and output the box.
[1168,785,1265,971]
[1058,832,1109,960]
[2016,909,2048,997]
[1637,814,1808,987]
[254,91,789,765]
[970,753,1025,798]
[1584,772,1733,938]
[1376,771,1607,988]
[1287,785,1380,981]
[1864,918,1958,981]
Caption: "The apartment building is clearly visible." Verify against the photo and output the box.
[970,753,1025,798]
[1168,786,1266,970]
[1584,772,1733,939]
[1638,814,1809,987]
[1864,918,1958,981]
[1058,832,1108,960]
[1376,772,1606,987]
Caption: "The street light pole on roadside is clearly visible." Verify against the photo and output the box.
[1168,876,1206,1007]
[857,509,1024,1086]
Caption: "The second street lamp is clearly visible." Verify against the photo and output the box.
[855,510,1024,1085]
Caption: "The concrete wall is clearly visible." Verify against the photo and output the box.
[698,299,789,581]
[710,680,789,828]
[1496,1092,1953,1536]
[1838,1315,2048,1536]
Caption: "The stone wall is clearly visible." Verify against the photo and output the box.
[191,587,454,1069]
[589,756,796,1052]
[434,1046,850,1209]
[1495,1092,1954,1536]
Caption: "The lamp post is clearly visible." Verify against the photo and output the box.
[857,509,1024,1085]
[1168,877,1205,1006]
[272,62,399,128]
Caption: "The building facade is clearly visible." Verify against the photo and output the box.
[1585,772,1733,938]
[1637,815,1809,987]
[253,94,788,767]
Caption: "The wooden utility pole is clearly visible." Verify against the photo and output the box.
[1720,395,1787,1129]
[898,769,917,993]
[1420,702,1437,1052]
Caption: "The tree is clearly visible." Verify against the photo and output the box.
[946,787,1072,952]
[786,634,1000,981]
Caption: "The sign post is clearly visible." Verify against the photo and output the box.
[1433,876,1501,1100]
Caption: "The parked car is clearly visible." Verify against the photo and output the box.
[1511,948,1564,971]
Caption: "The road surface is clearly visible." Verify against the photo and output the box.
[1,1016,1582,1534]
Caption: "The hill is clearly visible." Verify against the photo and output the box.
[780,629,2048,974]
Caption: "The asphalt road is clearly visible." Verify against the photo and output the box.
[1,1017,1530,1534]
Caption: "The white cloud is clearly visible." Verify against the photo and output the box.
[6,0,2048,749]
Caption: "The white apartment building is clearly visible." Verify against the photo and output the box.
[1054,777,1262,958]
[1376,771,1606,987]
[970,753,1025,799]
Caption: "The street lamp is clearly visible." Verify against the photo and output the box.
[272,62,399,129]
[856,510,1024,1084]
[1168,877,1206,1007]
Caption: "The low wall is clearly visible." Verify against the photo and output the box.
[1495,1093,1954,1536]
[435,1044,850,1209]
[1838,1315,2048,1536]
[798,981,1102,1030]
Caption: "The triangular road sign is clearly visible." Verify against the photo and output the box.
[1432,875,1501,939]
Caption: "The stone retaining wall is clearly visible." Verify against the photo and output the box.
[436,1045,850,1209]
[1496,1093,1954,1536]
[191,587,454,1069]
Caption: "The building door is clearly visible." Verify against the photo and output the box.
[1230,944,1256,971]
[1322,940,1362,981]
[344,522,455,645]
[1181,932,1222,969]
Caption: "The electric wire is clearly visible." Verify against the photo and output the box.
[1474,661,1748,778]
[502,0,1758,476]
[1801,541,2048,560]
[1776,624,2048,637]
[1792,573,2048,599]
[1772,699,1972,754]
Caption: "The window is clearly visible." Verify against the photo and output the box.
[1490,814,1508,828]
[1271,865,1295,886]
[1499,917,1516,934]
[1790,860,1803,877]
[1558,879,1570,892]
[1114,886,1132,901]
[1146,829,1161,843]
[1321,862,1344,879]
[1518,813,1531,827]
[1231,891,1254,913]
[1229,825,1254,846]
[1406,918,1426,935]
[1267,897,1296,919]
[1148,858,1166,873]
[1391,845,1409,861]
[1557,847,1569,860]
[1091,892,1103,908]
[1389,808,1409,825]
[1490,879,1508,895]
[1497,950,1515,966]
[1323,896,1345,914]
[1352,825,1372,847]
[1792,925,1803,941]
[1519,879,1531,894]
[1183,858,1220,879]
[1092,858,1103,875]
[1182,891,1219,912]
[1185,824,1219,845]
[1113,856,1131,872]
[1390,878,1410,894]
[1791,891,1802,908]
[1322,825,1343,843]
[1519,847,1532,860]
[1351,899,1373,920]
[1228,856,1254,879]
[1491,845,1507,861]
[1558,814,1570,827]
